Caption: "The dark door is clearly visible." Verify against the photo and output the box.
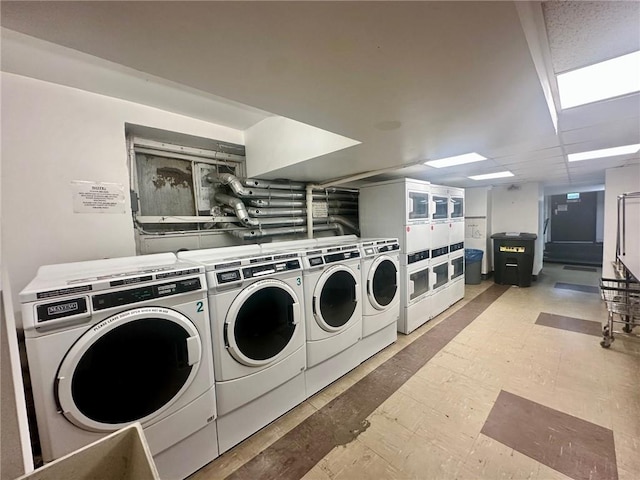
[60,312,199,428]
[550,192,597,242]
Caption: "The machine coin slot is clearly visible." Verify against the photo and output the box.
[407,250,430,264]
[309,257,323,267]
[431,246,449,259]
[450,242,464,252]
[243,264,276,278]
[217,270,241,284]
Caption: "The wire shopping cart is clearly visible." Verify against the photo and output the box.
[599,277,640,348]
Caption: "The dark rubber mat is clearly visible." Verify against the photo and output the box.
[535,312,602,337]
[554,282,600,294]
[563,265,597,272]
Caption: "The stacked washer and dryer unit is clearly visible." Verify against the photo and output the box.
[20,253,220,480]
[428,184,466,316]
[359,178,434,334]
[429,184,453,319]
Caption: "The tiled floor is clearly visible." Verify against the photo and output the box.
[190,263,640,480]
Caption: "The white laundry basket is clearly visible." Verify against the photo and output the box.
[17,423,160,480]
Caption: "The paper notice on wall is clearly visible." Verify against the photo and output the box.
[465,217,486,240]
[311,202,329,218]
[71,181,126,214]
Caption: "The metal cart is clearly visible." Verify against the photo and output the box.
[599,277,640,348]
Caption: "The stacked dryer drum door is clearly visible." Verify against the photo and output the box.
[300,241,363,397]
[178,245,306,454]
[358,238,400,361]
[430,184,450,253]
[448,187,466,306]
[448,242,465,306]
[20,253,218,480]
[430,245,451,319]
[399,248,432,334]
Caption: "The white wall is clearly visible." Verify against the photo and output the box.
[603,165,640,277]
[1,73,244,323]
[490,182,543,275]
[464,186,492,274]
[244,116,360,178]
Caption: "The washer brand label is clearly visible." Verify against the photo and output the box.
[37,297,88,323]
[48,302,78,315]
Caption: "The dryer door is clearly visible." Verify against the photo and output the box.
[56,307,202,432]
[225,278,302,367]
[366,256,399,311]
[313,265,360,332]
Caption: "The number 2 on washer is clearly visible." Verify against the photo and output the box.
[196,301,204,312]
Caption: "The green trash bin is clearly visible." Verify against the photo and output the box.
[464,249,483,284]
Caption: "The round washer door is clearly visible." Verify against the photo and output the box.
[367,256,399,311]
[225,278,302,367]
[313,264,360,332]
[56,307,202,432]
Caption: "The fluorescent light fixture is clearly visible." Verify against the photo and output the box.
[424,152,487,168]
[567,144,640,162]
[468,171,514,181]
[557,50,640,109]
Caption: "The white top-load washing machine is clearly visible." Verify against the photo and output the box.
[20,253,218,480]
[178,245,306,454]
[299,240,363,397]
[358,238,400,362]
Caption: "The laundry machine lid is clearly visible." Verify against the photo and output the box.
[225,278,301,367]
[312,265,360,332]
[367,256,398,310]
[56,307,201,432]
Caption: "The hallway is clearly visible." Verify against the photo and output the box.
[191,263,640,480]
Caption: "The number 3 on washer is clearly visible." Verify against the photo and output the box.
[196,301,204,312]
[296,277,301,286]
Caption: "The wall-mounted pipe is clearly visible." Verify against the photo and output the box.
[247,199,357,208]
[248,207,356,217]
[241,178,307,190]
[218,222,344,240]
[220,206,358,231]
[214,192,259,227]
[209,173,358,199]
[241,178,357,194]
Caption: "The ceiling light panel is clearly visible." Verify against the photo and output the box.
[468,171,514,180]
[568,144,640,162]
[424,152,487,168]
[557,50,640,109]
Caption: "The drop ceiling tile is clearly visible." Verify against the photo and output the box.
[543,0,640,73]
